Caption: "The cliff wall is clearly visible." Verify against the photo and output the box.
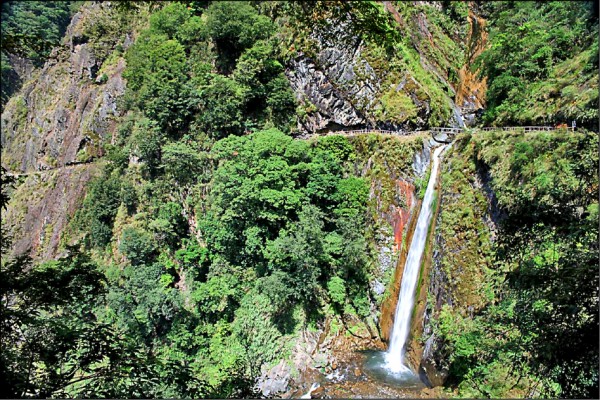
[1,2,138,258]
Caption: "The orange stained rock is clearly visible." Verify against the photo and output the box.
[392,179,416,252]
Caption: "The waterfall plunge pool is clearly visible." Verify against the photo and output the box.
[295,145,446,397]
[362,350,427,389]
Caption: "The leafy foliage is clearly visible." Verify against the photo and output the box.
[1,1,75,61]
[122,0,295,143]
[1,1,78,106]
[76,170,123,248]
[431,130,599,398]
[3,1,598,398]
[477,1,598,128]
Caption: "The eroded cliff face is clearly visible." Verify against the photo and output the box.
[455,5,488,126]
[3,164,100,259]
[1,4,127,172]
[377,142,433,343]
[285,20,380,133]
[1,3,133,259]
[285,1,474,134]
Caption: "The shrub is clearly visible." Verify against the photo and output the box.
[119,227,156,265]
[327,276,346,306]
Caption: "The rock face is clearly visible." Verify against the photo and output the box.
[455,7,488,127]
[4,165,99,260]
[287,56,369,133]
[416,223,453,386]
[417,149,500,387]
[286,20,380,133]
[285,2,475,135]
[3,54,35,101]
[255,328,321,397]
[255,359,292,397]
[1,3,126,172]
[1,3,131,259]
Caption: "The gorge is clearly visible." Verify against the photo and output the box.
[1,1,598,399]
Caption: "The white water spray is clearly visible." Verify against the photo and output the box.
[384,145,445,374]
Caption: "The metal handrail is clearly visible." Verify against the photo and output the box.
[480,126,574,132]
[291,125,576,138]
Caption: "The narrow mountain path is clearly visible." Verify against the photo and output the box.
[3,159,99,178]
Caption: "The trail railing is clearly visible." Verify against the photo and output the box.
[430,127,463,143]
[292,128,420,137]
[430,127,463,135]
[292,126,577,142]
[480,126,575,132]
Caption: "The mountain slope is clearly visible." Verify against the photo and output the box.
[0,1,597,398]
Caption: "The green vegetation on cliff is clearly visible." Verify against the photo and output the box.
[1,1,81,106]
[429,130,598,398]
[122,1,296,138]
[1,1,598,399]
[477,1,598,128]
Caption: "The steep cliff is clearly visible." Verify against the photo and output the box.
[1,2,596,398]
[1,2,140,258]
[282,1,473,134]
[417,139,495,386]
[1,1,480,259]
[416,130,598,397]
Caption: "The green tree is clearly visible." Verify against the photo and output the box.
[119,227,157,266]
[477,1,598,128]
[0,247,111,398]
[232,291,283,381]
[196,74,246,138]
[124,32,192,135]
[149,201,189,249]
[161,141,209,185]
[327,276,346,306]
[78,172,122,248]
[265,204,328,304]
[204,1,275,73]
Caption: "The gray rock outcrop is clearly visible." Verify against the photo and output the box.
[1,3,126,172]
[285,5,467,135]
[286,19,380,133]
[1,3,131,259]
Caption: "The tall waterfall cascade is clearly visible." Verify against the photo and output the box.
[384,145,446,374]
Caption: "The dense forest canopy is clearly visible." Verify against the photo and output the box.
[1,1,80,105]
[1,1,598,399]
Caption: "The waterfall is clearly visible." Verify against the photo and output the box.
[384,145,445,373]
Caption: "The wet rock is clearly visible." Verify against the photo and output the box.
[313,353,329,369]
[353,368,362,377]
[255,359,292,397]
[412,140,432,177]
[372,279,385,296]
[311,385,325,398]
[418,250,452,387]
